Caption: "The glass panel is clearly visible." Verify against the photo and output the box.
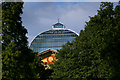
[30,29,78,53]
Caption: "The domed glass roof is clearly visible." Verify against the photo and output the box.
[53,22,65,29]
[30,22,78,53]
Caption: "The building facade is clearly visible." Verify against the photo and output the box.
[30,21,78,53]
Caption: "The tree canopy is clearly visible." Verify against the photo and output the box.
[50,2,120,79]
[2,2,48,79]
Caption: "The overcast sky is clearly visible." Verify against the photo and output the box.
[21,2,118,45]
[23,0,119,2]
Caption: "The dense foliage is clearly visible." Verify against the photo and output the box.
[0,3,2,80]
[2,2,33,79]
[2,2,48,79]
[51,2,120,79]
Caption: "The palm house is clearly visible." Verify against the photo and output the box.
[30,20,78,53]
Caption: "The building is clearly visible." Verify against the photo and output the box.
[30,20,78,67]
[38,49,58,69]
[30,21,78,53]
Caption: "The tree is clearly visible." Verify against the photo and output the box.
[2,1,52,79]
[0,3,2,80]
[2,1,34,79]
[50,41,81,78]
[2,1,47,79]
[97,2,120,79]
[74,2,120,79]
[51,1,120,79]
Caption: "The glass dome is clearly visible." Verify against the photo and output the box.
[30,22,78,53]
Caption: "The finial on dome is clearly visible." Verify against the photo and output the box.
[52,19,65,29]
[58,18,60,23]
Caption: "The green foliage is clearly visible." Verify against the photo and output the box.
[2,2,33,79]
[51,1,120,79]
[50,42,80,78]
[2,42,21,79]
[2,2,48,79]
[0,3,2,80]
[29,53,47,79]
[2,2,28,51]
